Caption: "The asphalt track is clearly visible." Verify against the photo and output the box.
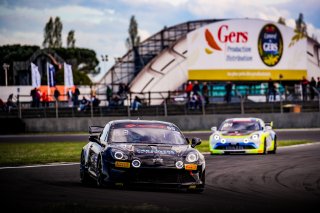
[0,142,320,212]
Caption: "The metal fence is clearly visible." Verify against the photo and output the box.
[1,86,319,119]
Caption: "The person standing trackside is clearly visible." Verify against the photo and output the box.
[54,87,60,105]
[73,86,80,107]
[301,76,309,101]
[225,81,233,103]
[202,82,209,106]
[267,78,276,102]
[67,88,73,107]
[309,77,316,100]
[30,87,37,107]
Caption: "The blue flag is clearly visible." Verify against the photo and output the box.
[47,63,56,87]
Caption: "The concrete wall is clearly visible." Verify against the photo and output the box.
[23,112,320,133]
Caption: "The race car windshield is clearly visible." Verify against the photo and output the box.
[220,121,261,131]
[109,127,187,145]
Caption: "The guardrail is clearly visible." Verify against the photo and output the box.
[1,86,319,118]
[1,100,319,119]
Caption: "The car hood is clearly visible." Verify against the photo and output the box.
[109,143,190,157]
[220,130,257,136]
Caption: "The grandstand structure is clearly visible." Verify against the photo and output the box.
[97,19,224,104]
[96,18,320,105]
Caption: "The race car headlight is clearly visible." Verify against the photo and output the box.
[221,138,226,144]
[213,134,220,141]
[112,150,128,160]
[251,134,259,140]
[175,161,184,169]
[186,152,199,163]
[132,159,141,168]
[243,138,249,143]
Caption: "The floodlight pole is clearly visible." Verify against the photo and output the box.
[2,63,10,86]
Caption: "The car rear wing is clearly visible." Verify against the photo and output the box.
[89,126,104,135]
[265,121,273,128]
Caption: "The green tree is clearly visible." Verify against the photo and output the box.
[289,13,308,47]
[67,30,76,48]
[43,17,54,48]
[53,17,63,48]
[126,15,140,49]
[295,13,307,36]
[43,17,63,48]
[126,15,143,75]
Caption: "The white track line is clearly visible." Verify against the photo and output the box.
[0,162,79,170]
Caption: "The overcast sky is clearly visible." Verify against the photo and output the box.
[1,0,319,82]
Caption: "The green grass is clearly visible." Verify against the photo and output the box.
[0,142,86,166]
[0,140,313,167]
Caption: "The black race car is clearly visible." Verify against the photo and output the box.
[80,119,205,192]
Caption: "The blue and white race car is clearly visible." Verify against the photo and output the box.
[209,118,277,154]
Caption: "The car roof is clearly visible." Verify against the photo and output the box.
[109,119,176,127]
[224,118,262,123]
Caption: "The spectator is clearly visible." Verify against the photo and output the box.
[41,91,49,107]
[185,81,193,100]
[109,94,122,107]
[225,81,233,103]
[267,78,276,102]
[309,77,316,100]
[6,93,16,112]
[192,81,200,95]
[117,83,129,102]
[0,99,6,111]
[78,96,89,111]
[106,85,112,103]
[131,96,142,111]
[202,82,209,106]
[67,88,73,107]
[189,93,200,110]
[92,95,101,107]
[54,87,60,103]
[73,86,80,106]
[30,87,37,107]
[317,77,320,91]
[301,76,309,101]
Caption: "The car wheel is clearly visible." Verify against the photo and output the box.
[80,152,90,184]
[269,138,277,154]
[262,140,267,155]
[187,170,205,193]
[96,157,105,188]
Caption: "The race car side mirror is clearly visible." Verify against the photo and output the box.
[191,137,202,148]
[211,127,217,132]
[265,126,272,130]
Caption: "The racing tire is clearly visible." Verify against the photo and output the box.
[96,157,105,188]
[269,138,277,154]
[187,170,205,193]
[80,152,90,184]
[262,140,267,155]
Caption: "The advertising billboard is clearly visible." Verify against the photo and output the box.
[187,19,307,81]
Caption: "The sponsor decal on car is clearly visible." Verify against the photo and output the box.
[185,164,197,170]
[115,161,130,168]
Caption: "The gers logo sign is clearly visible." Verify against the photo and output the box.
[258,24,283,67]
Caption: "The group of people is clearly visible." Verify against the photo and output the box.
[0,94,16,112]
[106,83,143,111]
[185,80,233,109]
[28,86,96,109]
[185,80,210,110]
[301,76,320,101]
